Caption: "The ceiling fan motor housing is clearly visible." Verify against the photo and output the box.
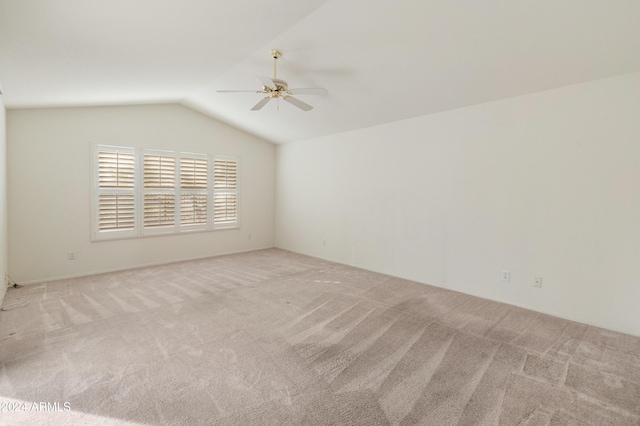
[271,79,288,90]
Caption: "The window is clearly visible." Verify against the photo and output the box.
[143,151,176,233]
[93,145,136,240]
[213,157,238,228]
[180,155,208,228]
[92,145,238,241]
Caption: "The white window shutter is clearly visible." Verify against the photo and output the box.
[143,155,175,189]
[98,194,135,230]
[143,153,176,229]
[96,148,136,235]
[98,151,135,189]
[180,156,208,227]
[180,157,208,190]
[93,147,239,240]
[213,158,238,227]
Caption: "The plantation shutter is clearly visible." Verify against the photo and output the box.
[213,158,238,227]
[180,156,208,227]
[94,147,239,240]
[143,153,176,229]
[96,148,135,232]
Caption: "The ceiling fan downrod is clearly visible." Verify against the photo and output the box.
[271,49,282,79]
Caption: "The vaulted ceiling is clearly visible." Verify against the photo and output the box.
[2,0,640,144]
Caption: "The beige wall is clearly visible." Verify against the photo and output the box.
[276,72,640,337]
[0,97,6,304]
[8,104,275,283]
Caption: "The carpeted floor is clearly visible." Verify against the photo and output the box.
[0,248,639,425]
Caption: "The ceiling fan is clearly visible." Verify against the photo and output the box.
[217,49,327,111]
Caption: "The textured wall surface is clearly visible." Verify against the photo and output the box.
[8,104,275,283]
[277,72,640,337]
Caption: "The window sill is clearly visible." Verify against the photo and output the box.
[91,225,240,242]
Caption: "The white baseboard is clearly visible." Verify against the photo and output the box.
[275,245,637,338]
[15,246,275,286]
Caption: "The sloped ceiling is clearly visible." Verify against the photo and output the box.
[1,0,640,144]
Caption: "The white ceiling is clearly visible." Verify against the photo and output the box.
[2,0,640,144]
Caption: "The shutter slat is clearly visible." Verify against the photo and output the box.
[143,193,175,227]
[212,192,237,224]
[98,151,135,189]
[98,193,135,231]
[179,157,208,226]
[180,157,208,190]
[97,148,135,232]
[213,159,238,225]
[144,155,176,189]
[213,160,237,190]
[143,153,176,228]
[180,193,208,226]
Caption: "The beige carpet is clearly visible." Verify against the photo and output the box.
[0,248,639,425]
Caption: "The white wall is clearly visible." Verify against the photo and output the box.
[8,104,275,283]
[276,72,640,337]
[0,97,7,305]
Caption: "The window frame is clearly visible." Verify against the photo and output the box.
[92,144,137,241]
[140,149,178,235]
[213,155,240,230]
[178,152,209,232]
[91,144,239,242]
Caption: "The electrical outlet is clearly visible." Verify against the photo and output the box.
[534,277,543,288]
[323,240,326,246]
[248,233,252,240]
[502,270,510,282]
[68,252,76,260]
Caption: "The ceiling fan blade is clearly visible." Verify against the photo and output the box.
[283,96,313,111]
[288,88,328,95]
[258,76,276,89]
[251,97,271,111]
